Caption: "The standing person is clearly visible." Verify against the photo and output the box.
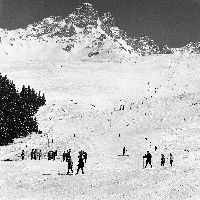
[47,151,51,160]
[53,150,57,161]
[34,149,37,160]
[62,151,66,162]
[66,150,69,162]
[48,151,54,160]
[76,151,84,175]
[119,100,125,110]
[123,147,126,156]
[21,150,25,160]
[170,153,173,167]
[66,149,71,162]
[67,156,73,174]
[83,151,87,163]
[38,150,42,160]
[31,149,34,160]
[65,150,69,162]
[161,154,165,166]
[143,151,152,168]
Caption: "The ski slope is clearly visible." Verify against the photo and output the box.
[1,54,200,199]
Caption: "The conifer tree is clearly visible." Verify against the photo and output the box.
[0,74,46,145]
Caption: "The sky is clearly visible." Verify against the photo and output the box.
[0,0,200,48]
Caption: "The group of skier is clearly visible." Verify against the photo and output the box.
[62,149,87,174]
[21,149,42,160]
[120,147,174,169]
[21,146,174,174]
[143,151,174,168]
[20,148,87,175]
[47,150,58,160]
[31,149,42,160]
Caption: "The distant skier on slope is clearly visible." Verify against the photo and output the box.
[66,149,71,162]
[48,151,54,160]
[155,146,157,151]
[123,147,126,156]
[76,150,84,175]
[62,151,66,162]
[143,151,152,168]
[161,154,165,166]
[31,149,34,160]
[34,149,37,160]
[67,156,73,174]
[170,153,173,167]
[38,149,42,160]
[53,150,57,161]
[119,99,125,111]
[21,150,25,160]
[48,151,51,160]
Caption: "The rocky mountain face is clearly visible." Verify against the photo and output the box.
[0,3,176,61]
[180,42,200,54]
[171,42,200,55]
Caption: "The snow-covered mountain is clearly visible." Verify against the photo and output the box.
[0,3,173,61]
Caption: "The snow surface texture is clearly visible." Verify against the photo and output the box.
[1,53,200,199]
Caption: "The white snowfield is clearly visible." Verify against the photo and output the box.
[1,54,200,199]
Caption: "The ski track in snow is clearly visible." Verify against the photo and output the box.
[1,54,200,199]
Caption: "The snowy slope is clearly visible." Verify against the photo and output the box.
[1,54,200,199]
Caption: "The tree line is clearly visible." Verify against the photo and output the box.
[0,74,46,145]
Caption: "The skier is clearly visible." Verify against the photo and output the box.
[66,149,71,162]
[123,147,127,156]
[67,156,73,174]
[34,149,37,160]
[83,151,87,163]
[48,150,54,160]
[119,100,125,110]
[155,146,157,151]
[53,150,57,161]
[170,153,173,167]
[31,149,34,160]
[48,151,50,160]
[161,154,165,166]
[76,151,84,175]
[143,151,152,168]
[38,149,42,160]
[21,150,25,160]
[62,151,66,162]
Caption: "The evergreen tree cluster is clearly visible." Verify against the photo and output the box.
[0,74,46,145]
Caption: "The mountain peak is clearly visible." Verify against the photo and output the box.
[78,2,94,9]
[0,3,177,61]
[69,3,98,29]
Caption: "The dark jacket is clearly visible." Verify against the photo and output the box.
[143,152,152,161]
